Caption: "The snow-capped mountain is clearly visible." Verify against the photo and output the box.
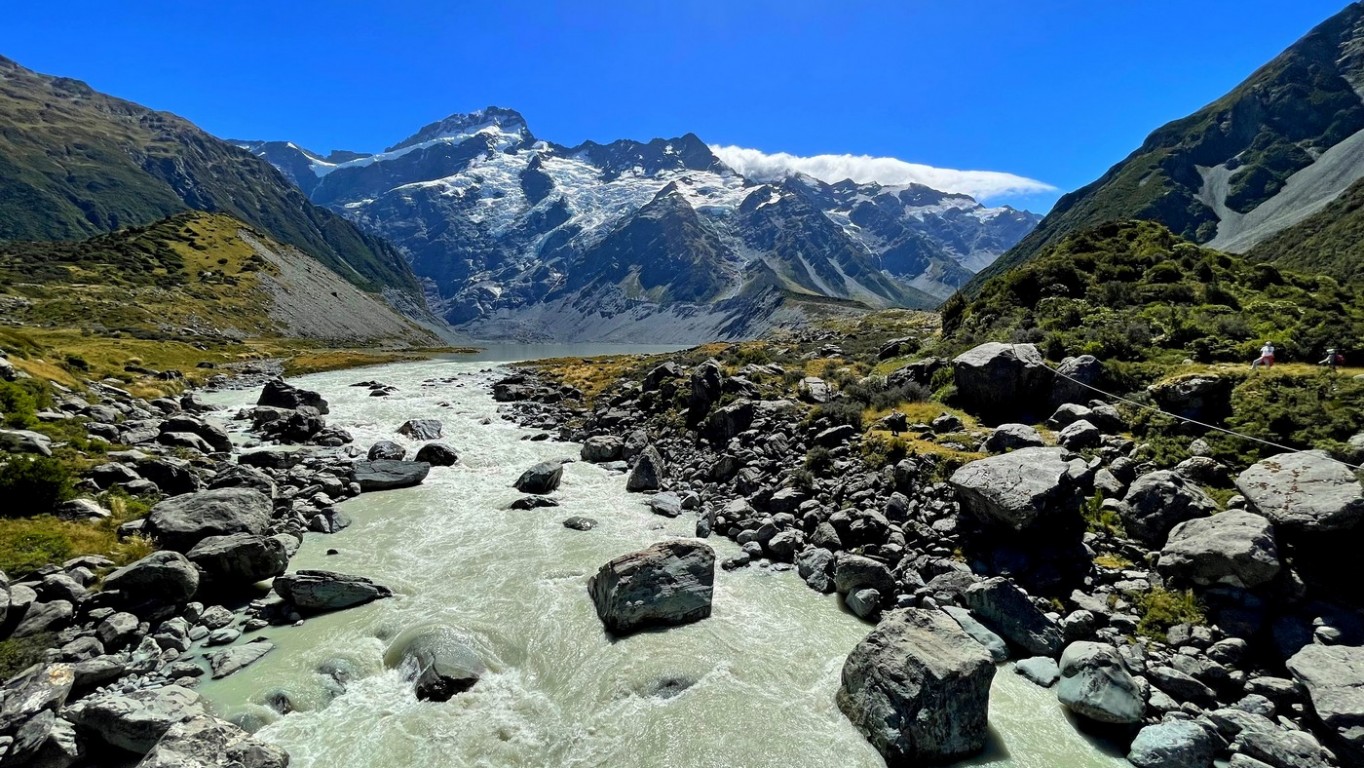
[238,108,1039,341]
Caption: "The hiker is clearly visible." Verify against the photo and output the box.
[1251,341,1276,369]
[1319,347,1345,372]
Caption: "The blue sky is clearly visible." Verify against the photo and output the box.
[1,1,1353,211]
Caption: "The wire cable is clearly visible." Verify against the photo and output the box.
[1026,348,1364,473]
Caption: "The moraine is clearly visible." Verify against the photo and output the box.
[196,346,1126,768]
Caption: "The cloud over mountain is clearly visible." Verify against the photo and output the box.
[711,145,1055,201]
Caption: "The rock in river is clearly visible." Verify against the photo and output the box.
[257,378,328,413]
[137,713,289,768]
[354,459,430,492]
[385,626,485,701]
[963,577,1063,656]
[397,418,443,440]
[588,540,714,636]
[273,570,393,613]
[514,461,564,494]
[836,608,996,765]
[1057,641,1145,724]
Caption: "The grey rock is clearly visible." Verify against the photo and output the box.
[104,551,201,606]
[143,488,272,552]
[950,447,1079,531]
[796,547,835,593]
[983,423,1044,452]
[952,342,1049,419]
[587,540,714,636]
[563,516,597,531]
[833,554,896,598]
[367,440,407,461]
[1158,511,1280,589]
[12,600,74,638]
[625,445,666,492]
[645,492,683,518]
[836,608,995,764]
[1286,643,1364,759]
[1057,419,1101,450]
[963,577,1063,656]
[1015,657,1060,687]
[95,611,141,650]
[0,428,53,456]
[257,378,328,413]
[1119,470,1217,547]
[798,376,832,404]
[414,442,459,466]
[846,588,881,620]
[942,605,1009,662]
[1057,641,1145,724]
[136,713,289,768]
[64,685,204,754]
[53,498,110,521]
[514,461,564,494]
[0,663,74,731]
[580,435,624,463]
[397,418,442,440]
[208,641,274,679]
[385,627,484,701]
[354,459,430,491]
[187,533,290,586]
[1128,720,1216,768]
[1236,450,1364,533]
[273,570,392,613]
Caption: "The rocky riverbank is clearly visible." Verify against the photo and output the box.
[0,369,464,767]
[495,335,1364,768]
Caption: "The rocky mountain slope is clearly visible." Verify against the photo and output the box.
[240,109,1038,341]
[973,2,1364,288]
[0,55,426,305]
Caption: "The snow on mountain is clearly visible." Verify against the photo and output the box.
[239,107,1041,341]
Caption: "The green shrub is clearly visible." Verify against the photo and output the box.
[804,446,834,473]
[1134,587,1206,641]
[0,380,43,429]
[811,400,864,431]
[0,454,75,515]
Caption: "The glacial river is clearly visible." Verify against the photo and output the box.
[197,345,1129,768]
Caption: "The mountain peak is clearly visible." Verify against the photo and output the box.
[386,106,531,153]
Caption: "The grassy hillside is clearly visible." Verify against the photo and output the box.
[971,3,1364,289]
[0,55,422,298]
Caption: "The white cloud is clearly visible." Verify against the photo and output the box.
[710,145,1055,202]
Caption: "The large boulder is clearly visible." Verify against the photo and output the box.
[982,423,1044,453]
[798,377,833,404]
[136,714,289,768]
[688,359,724,420]
[1286,643,1364,760]
[0,663,74,732]
[64,685,204,754]
[385,626,485,702]
[703,400,754,444]
[0,428,53,456]
[159,416,232,453]
[1236,451,1364,533]
[273,570,392,612]
[963,577,1063,656]
[414,443,459,466]
[143,488,272,552]
[580,435,624,463]
[257,378,328,413]
[1147,374,1232,423]
[208,641,274,679]
[514,461,564,494]
[187,533,290,587]
[102,551,200,606]
[950,447,1079,532]
[1049,355,1101,408]
[836,608,996,765]
[626,445,666,492]
[354,460,430,492]
[1119,470,1216,547]
[367,440,407,461]
[1057,641,1144,724]
[1158,511,1280,589]
[1127,720,1217,768]
[397,418,442,440]
[588,540,714,636]
[952,342,1050,420]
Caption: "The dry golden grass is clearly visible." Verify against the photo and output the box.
[527,354,659,400]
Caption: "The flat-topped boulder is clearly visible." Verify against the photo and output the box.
[836,608,995,765]
[588,540,714,636]
[102,551,200,606]
[354,459,430,492]
[950,447,1079,531]
[143,488,272,552]
[1287,643,1364,760]
[1236,450,1364,533]
[1158,511,1280,589]
[273,570,392,612]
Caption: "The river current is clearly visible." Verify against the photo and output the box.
[196,346,1129,768]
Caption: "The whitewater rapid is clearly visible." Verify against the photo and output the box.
[197,347,1129,768]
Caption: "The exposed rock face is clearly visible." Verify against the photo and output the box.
[1158,511,1281,588]
[798,377,832,404]
[514,461,564,494]
[1286,643,1364,759]
[187,533,290,586]
[952,342,1050,420]
[354,460,430,491]
[64,685,203,753]
[1236,450,1364,533]
[136,713,289,768]
[836,608,996,765]
[1057,641,1145,724]
[0,428,53,456]
[587,540,714,636]
[626,445,666,492]
[397,418,442,440]
[273,570,392,612]
[1147,375,1232,423]
[257,378,329,413]
[1119,470,1217,547]
[950,447,1079,532]
[102,551,200,606]
[963,577,1063,656]
[143,488,273,552]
